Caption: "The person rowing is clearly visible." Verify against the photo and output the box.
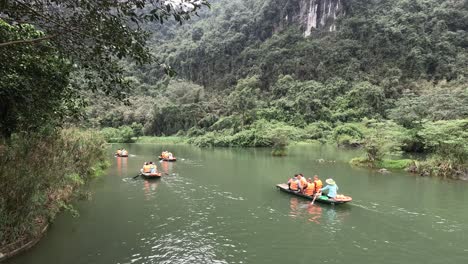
[319,178,339,199]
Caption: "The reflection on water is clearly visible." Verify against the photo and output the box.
[143,179,160,200]
[289,197,350,227]
[159,160,174,175]
[116,156,128,177]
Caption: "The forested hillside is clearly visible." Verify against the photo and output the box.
[87,0,468,178]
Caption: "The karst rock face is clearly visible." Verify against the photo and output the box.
[301,0,344,36]
[275,0,345,36]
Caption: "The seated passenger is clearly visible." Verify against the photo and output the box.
[149,162,157,173]
[116,149,122,156]
[287,174,302,192]
[298,173,307,193]
[320,178,339,199]
[313,175,323,194]
[303,178,316,196]
[142,162,151,173]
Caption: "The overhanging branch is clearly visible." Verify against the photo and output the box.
[0,34,56,47]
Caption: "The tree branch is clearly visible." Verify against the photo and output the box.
[0,34,56,47]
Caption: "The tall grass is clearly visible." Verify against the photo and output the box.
[0,128,107,248]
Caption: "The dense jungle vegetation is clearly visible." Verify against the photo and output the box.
[0,0,207,249]
[86,0,467,178]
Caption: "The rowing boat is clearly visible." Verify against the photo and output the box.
[140,172,162,179]
[158,156,177,162]
[276,183,352,205]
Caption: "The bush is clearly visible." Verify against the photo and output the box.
[332,123,364,147]
[303,121,333,141]
[418,119,468,165]
[187,127,206,137]
[209,116,242,132]
[100,125,135,143]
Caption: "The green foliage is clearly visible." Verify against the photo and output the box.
[303,122,333,141]
[131,122,144,139]
[389,81,468,127]
[189,120,302,148]
[0,129,107,246]
[361,121,408,163]
[350,157,414,170]
[270,129,289,156]
[100,126,135,143]
[1,1,210,100]
[135,136,187,144]
[0,20,71,138]
[332,123,365,147]
[377,159,414,170]
[418,119,468,165]
[209,116,242,132]
[227,76,261,126]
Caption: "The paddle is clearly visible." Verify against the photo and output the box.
[132,174,141,179]
[310,193,320,205]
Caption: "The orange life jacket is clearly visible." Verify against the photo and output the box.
[299,177,307,188]
[289,179,299,191]
[314,180,323,193]
[143,165,151,173]
[304,182,315,196]
[117,150,122,155]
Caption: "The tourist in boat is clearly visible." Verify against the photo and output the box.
[116,149,122,156]
[121,149,128,156]
[288,174,302,192]
[319,179,339,199]
[297,173,307,192]
[303,178,316,196]
[313,175,323,194]
[168,152,174,159]
[142,162,151,173]
[149,161,158,173]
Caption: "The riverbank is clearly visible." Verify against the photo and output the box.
[0,129,108,260]
[135,136,188,144]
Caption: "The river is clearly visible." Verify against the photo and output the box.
[8,144,468,264]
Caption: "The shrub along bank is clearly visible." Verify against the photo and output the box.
[0,128,108,250]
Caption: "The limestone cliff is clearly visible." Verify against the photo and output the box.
[272,0,345,36]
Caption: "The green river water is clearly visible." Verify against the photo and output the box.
[8,144,468,264]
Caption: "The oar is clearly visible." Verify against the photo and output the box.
[132,174,141,179]
[310,193,320,205]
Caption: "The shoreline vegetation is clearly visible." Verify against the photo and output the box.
[0,128,108,259]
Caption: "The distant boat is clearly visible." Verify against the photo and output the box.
[276,184,352,205]
[158,156,177,162]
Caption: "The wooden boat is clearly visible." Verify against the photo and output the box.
[115,153,128,157]
[140,172,162,179]
[276,184,352,205]
[158,156,177,162]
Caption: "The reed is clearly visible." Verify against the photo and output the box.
[0,128,107,247]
